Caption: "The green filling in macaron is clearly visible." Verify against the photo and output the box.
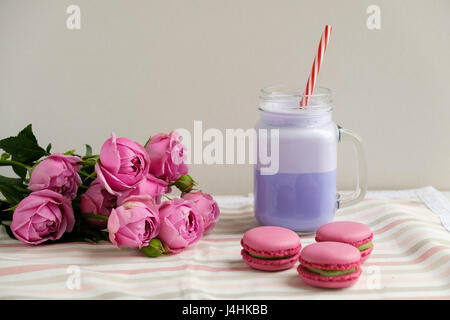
[307,267,357,277]
[357,241,372,251]
[247,251,293,260]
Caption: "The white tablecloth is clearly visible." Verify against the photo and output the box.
[0,187,449,299]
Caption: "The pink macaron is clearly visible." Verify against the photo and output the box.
[297,242,362,288]
[241,226,302,271]
[315,221,373,262]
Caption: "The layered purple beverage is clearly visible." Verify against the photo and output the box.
[255,170,336,232]
[254,85,367,233]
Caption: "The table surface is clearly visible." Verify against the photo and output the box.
[0,188,449,299]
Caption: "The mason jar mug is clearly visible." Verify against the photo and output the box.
[254,85,367,233]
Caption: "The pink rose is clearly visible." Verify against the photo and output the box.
[182,191,220,233]
[28,153,82,200]
[95,133,150,196]
[145,131,188,182]
[11,190,75,245]
[158,198,204,252]
[107,195,160,249]
[117,174,169,206]
[80,179,117,228]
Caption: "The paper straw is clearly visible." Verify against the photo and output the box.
[299,25,332,107]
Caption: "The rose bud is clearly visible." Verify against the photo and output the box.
[28,153,82,200]
[141,238,169,257]
[11,190,75,245]
[175,174,196,194]
[182,191,220,233]
[117,174,169,206]
[95,133,150,196]
[107,195,160,249]
[80,179,117,228]
[145,131,188,183]
[158,198,204,253]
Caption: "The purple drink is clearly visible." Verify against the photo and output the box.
[254,85,367,233]
[254,169,337,232]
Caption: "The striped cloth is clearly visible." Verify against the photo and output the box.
[0,187,449,299]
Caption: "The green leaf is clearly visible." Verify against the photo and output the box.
[0,175,25,188]
[82,213,108,221]
[64,149,76,155]
[1,153,10,160]
[0,200,13,221]
[85,144,92,156]
[2,224,17,240]
[46,143,52,153]
[0,124,47,178]
[12,166,27,179]
[0,213,13,223]
[0,199,9,210]
[18,124,38,143]
[0,175,28,205]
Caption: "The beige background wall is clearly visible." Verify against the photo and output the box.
[1,0,449,195]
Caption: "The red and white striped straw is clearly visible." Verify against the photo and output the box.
[299,25,332,107]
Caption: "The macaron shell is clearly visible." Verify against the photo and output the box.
[315,221,373,247]
[300,242,362,269]
[297,265,362,289]
[242,249,301,271]
[360,244,374,262]
[241,239,301,258]
[241,226,302,258]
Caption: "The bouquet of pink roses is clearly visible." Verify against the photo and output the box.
[0,125,219,256]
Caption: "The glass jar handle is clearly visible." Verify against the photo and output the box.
[337,125,368,209]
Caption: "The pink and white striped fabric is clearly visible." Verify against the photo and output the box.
[0,187,449,299]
